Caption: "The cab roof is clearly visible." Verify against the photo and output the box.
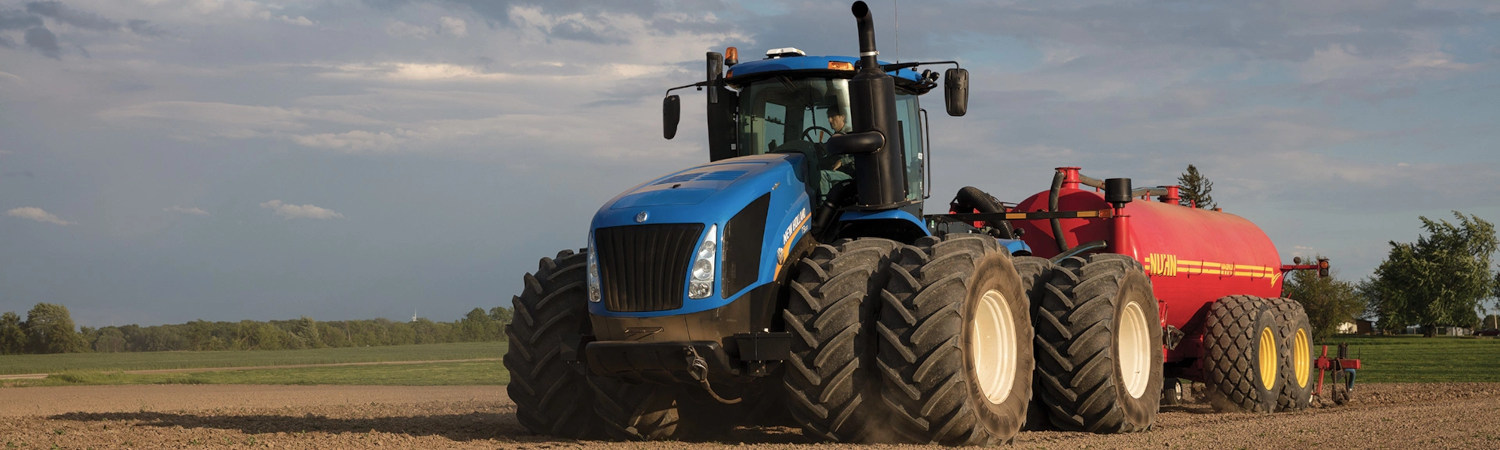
[725,54,925,87]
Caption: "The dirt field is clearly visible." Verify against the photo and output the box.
[3,383,1498,448]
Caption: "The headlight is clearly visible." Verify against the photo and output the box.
[586,233,601,303]
[687,224,717,299]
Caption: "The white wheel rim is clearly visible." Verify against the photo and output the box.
[971,289,1017,404]
[1119,301,1151,399]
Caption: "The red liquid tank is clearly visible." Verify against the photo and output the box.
[1010,168,1283,363]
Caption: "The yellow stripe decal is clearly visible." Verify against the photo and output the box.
[1145,253,1282,285]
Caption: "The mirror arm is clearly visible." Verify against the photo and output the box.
[663,81,712,97]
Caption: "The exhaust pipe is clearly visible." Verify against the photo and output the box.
[852,1,879,69]
[830,1,907,208]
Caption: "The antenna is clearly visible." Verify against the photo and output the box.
[893,0,899,62]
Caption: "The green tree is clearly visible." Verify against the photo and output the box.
[92,327,127,353]
[1177,164,1216,209]
[23,303,87,353]
[0,311,27,354]
[1365,211,1496,336]
[1282,263,1366,341]
[488,306,513,328]
[459,308,497,341]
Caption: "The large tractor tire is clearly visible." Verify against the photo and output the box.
[876,235,1034,445]
[504,249,608,439]
[1033,253,1163,433]
[783,238,899,442]
[592,380,681,440]
[1012,256,1059,432]
[1203,295,1281,413]
[1267,297,1314,411]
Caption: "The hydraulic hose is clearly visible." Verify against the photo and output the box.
[953,186,1015,239]
[1049,170,1069,253]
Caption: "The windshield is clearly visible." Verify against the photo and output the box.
[736,77,925,203]
[737,78,852,155]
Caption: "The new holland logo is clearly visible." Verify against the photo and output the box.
[634,211,649,223]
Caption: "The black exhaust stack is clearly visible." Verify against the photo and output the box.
[827,1,907,209]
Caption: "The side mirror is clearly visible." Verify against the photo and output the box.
[944,68,969,117]
[663,95,681,139]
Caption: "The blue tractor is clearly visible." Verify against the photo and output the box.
[505,2,1047,444]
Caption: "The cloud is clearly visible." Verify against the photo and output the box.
[386,20,434,39]
[164,205,209,216]
[24,26,59,58]
[260,200,343,220]
[26,1,118,31]
[291,129,409,153]
[440,16,466,37]
[99,101,382,139]
[0,9,43,31]
[6,206,73,225]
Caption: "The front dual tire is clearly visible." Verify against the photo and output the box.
[877,235,1034,445]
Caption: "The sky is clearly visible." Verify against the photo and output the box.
[2,0,1498,327]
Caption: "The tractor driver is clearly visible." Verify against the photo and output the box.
[817,108,855,198]
[827,110,850,135]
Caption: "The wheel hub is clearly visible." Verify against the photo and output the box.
[1119,301,1151,398]
[971,289,1016,404]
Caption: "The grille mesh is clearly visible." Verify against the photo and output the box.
[596,223,704,312]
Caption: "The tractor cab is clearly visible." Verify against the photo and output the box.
[665,48,967,218]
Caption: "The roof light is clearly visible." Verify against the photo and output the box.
[725,47,738,66]
[765,47,806,59]
[828,61,854,71]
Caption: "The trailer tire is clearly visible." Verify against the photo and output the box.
[1204,295,1280,413]
[1267,297,1314,411]
[877,235,1033,445]
[503,249,607,439]
[1032,253,1163,433]
[783,238,899,442]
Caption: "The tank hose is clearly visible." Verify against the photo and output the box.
[684,346,742,404]
[1049,170,1069,253]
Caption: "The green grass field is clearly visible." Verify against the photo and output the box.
[0,342,506,387]
[3,336,1496,387]
[1319,335,1500,383]
[0,341,504,375]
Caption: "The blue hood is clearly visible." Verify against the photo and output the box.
[590,153,814,317]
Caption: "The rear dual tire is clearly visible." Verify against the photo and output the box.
[1267,297,1314,411]
[1032,254,1163,432]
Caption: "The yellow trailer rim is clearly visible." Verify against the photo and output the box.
[1258,326,1277,391]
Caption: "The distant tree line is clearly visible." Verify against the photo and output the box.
[0,303,512,355]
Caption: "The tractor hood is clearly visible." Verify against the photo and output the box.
[594,153,809,228]
[589,153,814,317]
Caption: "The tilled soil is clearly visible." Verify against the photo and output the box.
[3,383,1498,448]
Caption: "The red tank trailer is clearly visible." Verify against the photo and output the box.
[946,166,1355,429]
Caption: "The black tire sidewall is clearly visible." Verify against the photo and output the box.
[959,250,1033,438]
[1285,307,1314,408]
[1250,308,1281,412]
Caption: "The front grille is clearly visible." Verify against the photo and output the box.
[596,223,704,312]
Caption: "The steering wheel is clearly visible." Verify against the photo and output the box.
[802,126,836,144]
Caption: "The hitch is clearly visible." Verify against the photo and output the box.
[684,346,742,405]
[1312,343,1361,405]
